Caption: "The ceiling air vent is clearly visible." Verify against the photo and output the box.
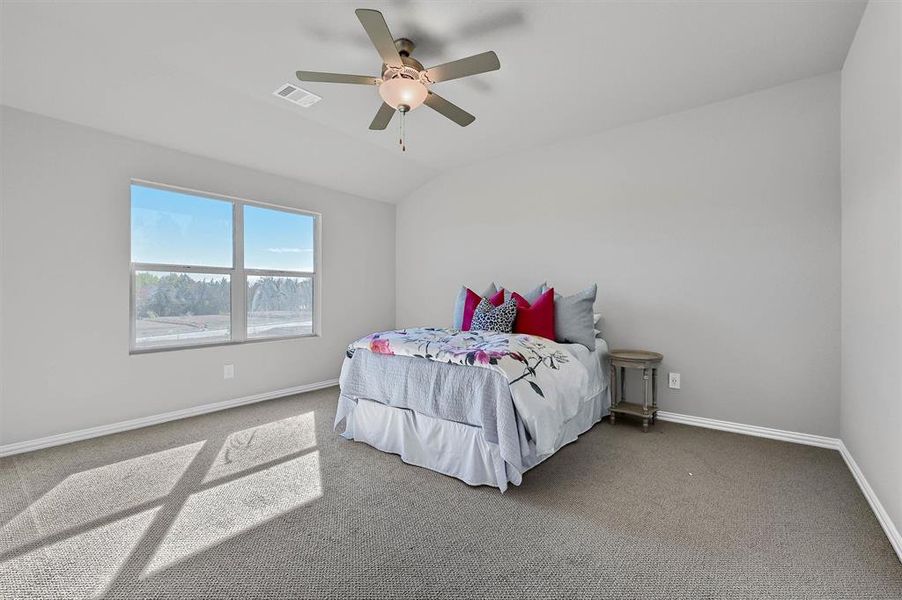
[273,83,322,108]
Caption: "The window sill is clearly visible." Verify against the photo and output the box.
[129,333,320,355]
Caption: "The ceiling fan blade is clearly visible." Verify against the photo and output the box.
[355,9,403,69]
[296,71,379,85]
[425,51,500,83]
[424,91,476,127]
[369,102,396,130]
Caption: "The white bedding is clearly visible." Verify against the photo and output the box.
[336,337,610,490]
[344,327,594,458]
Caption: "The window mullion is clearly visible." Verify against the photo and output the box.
[232,201,247,343]
[131,262,233,274]
[245,268,315,278]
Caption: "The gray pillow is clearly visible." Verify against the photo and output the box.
[452,283,497,329]
[555,284,598,350]
[496,282,547,303]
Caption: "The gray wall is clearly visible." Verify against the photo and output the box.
[397,73,841,437]
[840,0,902,537]
[0,107,396,445]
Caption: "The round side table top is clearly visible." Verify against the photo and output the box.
[609,349,664,363]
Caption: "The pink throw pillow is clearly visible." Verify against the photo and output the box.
[511,288,555,340]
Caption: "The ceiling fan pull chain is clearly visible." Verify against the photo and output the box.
[399,109,406,152]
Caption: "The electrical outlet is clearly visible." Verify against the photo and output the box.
[223,364,235,380]
[668,372,680,389]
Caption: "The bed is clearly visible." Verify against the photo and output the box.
[333,327,610,491]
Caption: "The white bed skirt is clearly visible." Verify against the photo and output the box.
[335,385,610,491]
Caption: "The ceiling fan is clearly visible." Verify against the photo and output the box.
[296,8,501,149]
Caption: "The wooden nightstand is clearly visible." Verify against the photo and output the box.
[609,349,664,432]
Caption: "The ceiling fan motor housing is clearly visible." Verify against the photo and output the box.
[379,39,428,83]
[394,38,416,58]
[382,63,430,84]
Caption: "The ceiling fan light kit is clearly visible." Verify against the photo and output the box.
[295,8,500,151]
[378,62,429,111]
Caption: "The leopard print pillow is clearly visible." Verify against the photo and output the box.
[470,297,518,333]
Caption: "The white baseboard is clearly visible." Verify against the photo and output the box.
[656,411,841,449]
[657,410,900,563]
[837,441,902,562]
[0,378,339,458]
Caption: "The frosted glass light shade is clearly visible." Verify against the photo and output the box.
[379,77,428,110]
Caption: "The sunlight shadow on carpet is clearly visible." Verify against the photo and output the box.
[0,442,203,552]
[202,412,317,484]
[141,450,322,578]
[0,506,161,599]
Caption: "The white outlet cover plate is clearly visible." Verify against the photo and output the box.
[224,364,235,379]
[668,372,680,389]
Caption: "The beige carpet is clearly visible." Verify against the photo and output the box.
[1,386,899,599]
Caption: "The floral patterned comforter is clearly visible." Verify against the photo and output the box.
[346,327,590,456]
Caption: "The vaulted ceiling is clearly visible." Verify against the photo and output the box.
[1,1,865,202]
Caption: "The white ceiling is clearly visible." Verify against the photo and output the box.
[1,1,865,202]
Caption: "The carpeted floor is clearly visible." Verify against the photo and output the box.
[1,387,899,599]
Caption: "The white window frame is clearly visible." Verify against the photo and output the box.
[129,179,322,354]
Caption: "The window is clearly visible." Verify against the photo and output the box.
[244,205,316,340]
[130,181,319,352]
